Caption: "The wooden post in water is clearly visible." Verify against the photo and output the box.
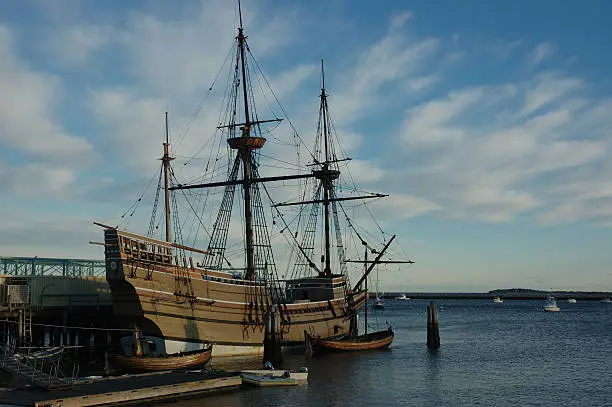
[263,306,282,367]
[427,302,440,349]
[17,310,23,347]
[103,351,110,377]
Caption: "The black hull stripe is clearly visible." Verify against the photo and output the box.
[146,335,306,348]
[142,310,348,326]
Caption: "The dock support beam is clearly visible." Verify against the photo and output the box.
[427,302,440,350]
[17,310,24,347]
[263,306,282,368]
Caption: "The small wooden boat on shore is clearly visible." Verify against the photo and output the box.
[108,346,213,373]
[305,327,394,353]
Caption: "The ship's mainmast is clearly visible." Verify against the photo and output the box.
[170,5,388,282]
[315,61,340,276]
[233,1,258,280]
[162,112,173,243]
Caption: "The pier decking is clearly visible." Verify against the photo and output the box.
[0,370,241,407]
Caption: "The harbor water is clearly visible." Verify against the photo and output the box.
[160,299,612,407]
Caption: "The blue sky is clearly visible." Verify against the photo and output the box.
[1,0,612,292]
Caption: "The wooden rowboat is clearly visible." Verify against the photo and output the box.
[108,346,212,373]
[305,327,393,353]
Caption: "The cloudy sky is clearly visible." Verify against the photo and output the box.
[1,0,612,292]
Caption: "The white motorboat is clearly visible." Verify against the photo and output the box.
[395,294,410,300]
[492,296,503,303]
[241,367,308,384]
[567,298,577,304]
[374,297,385,309]
[543,296,560,312]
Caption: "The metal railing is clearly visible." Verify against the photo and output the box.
[0,333,77,389]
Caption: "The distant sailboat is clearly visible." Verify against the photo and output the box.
[373,268,385,309]
[543,296,560,312]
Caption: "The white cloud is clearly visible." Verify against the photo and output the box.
[372,193,442,220]
[394,72,612,224]
[405,75,439,92]
[268,64,317,100]
[389,11,412,30]
[489,38,523,59]
[0,213,101,258]
[331,15,439,124]
[527,42,556,69]
[344,159,384,184]
[522,72,582,115]
[87,87,172,172]
[402,87,484,147]
[0,25,96,163]
[44,24,113,67]
[0,162,76,197]
[106,0,297,97]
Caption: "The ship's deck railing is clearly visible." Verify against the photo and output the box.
[0,257,105,277]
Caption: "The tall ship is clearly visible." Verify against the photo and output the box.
[98,2,406,357]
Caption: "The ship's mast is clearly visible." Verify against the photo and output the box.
[317,60,339,276]
[162,112,174,243]
[364,247,368,334]
[237,0,255,280]
[170,7,388,281]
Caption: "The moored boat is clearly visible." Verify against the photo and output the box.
[395,294,410,300]
[305,327,394,352]
[241,367,308,383]
[108,346,212,373]
[601,298,612,304]
[567,298,577,304]
[492,296,503,303]
[543,296,560,312]
[241,372,298,387]
[373,297,385,309]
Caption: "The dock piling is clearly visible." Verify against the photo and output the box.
[263,306,282,368]
[427,302,440,350]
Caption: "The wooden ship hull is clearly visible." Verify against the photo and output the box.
[108,347,212,373]
[102,227,367,357]
[306,328,394,353]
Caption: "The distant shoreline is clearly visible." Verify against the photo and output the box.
[375,291,612,300]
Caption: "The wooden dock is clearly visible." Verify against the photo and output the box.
[0,370,241,407]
